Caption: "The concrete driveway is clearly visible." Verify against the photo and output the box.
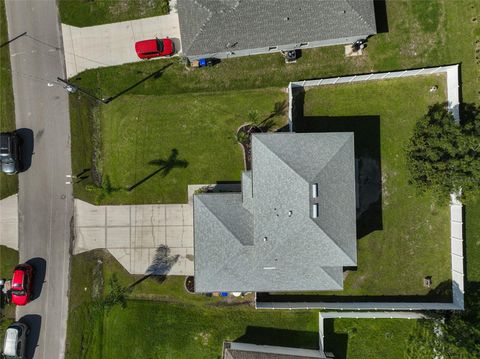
[62,13,181,78]
[73,185,208,276]
[0,195,18,250]
[75,200,194,276]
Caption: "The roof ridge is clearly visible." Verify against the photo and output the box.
[253,134,311,185]
[254,133,352,183]
[345,0,376,31]
[182,0,213,55]
[310,216,356,264]
[321,266,344,288]
[312,134,356,264]
[195,195,251,247]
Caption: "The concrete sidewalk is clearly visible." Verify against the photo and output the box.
[0,195,18,250]
[62,13,181,78]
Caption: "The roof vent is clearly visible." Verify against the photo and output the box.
[263,236,268,242]
[288,210,293,217]
[312,203,319,218]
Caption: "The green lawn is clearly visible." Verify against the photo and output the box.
[324,318,420,359]
[59,0,169,27]
[293,75,451,297]
[0,245,19,345]
[66,250,424,359]
[68,0,479,206]
[72,89,287,204]
[68,0,479,103]
[0,0,17,199]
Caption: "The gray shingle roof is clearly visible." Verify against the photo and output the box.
[178,0,377,56]
[194,133,356,292]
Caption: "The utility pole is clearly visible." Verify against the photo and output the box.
[57,77,107,104]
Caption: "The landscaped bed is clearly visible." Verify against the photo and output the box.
[71,89,287,205]
[263,75,452,298]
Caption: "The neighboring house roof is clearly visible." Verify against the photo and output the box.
[194,133,356,292]
[178,0,377,57]
[223,342,326,359]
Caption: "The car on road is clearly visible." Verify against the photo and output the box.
[11,264,33,306]
[0,132,21,175]
[2,322,29,359]
[135,38,174,59]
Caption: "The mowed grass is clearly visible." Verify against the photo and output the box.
[299,75,451,296]
[66,251,319,359]
[74,88,287,204]
[68,0,479,206]
[324,318,420,359]
[69,1,479,103]
[0,0,17,199]
[59,0,169,27]
[66,250,421,359]
[0,245,19,344]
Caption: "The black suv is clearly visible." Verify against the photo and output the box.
[0,132,21,175]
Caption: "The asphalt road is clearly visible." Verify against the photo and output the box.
[5,1,73,358]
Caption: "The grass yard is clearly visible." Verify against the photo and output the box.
[66,250,423,359]
[293,75,451,297]
[65,250,319,359]
[68,1,479,103]
[72,88,287,204]
[68,0,479,206]
[324,318,420,359]
[59,0,169,27]
[0,245,19,345]
[0,0,17,199]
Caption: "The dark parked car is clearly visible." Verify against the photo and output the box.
[11,264,33,306]
[2,322,29,359]
[0,132,21,175]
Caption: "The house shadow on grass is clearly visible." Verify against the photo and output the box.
[323,319,348,359]
[234,326,320,350]
[294,113,383,240]
[257,280,453,303]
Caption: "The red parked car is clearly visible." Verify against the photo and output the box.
[11,264,34,306]
[135,38,174,59]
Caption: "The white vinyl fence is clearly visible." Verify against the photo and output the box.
[262,65,464,312]
[287,65,460,129]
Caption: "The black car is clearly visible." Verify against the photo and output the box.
[0,132,21,175]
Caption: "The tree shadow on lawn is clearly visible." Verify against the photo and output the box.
[256,280,453,303]
[234,326,320,350]
[294,112,383,240]
[128,148,188,192]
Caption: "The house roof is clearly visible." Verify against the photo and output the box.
[194,133,356,292]
[178,0,377,56]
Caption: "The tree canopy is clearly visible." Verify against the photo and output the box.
[406,103,480,197]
